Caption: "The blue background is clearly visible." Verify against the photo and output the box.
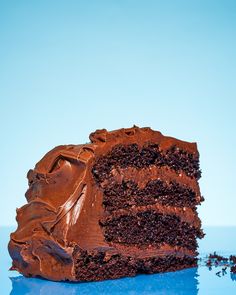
[0,0,236,227]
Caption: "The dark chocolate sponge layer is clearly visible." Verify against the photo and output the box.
[73,246,197,281]
[8,126,203,282]
[100,211,203,250]
[92,143,201,183]
[102,179,199,211]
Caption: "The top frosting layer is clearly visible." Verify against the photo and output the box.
[90,126,198,155]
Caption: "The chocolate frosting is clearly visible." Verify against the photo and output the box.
[8,126,201,281]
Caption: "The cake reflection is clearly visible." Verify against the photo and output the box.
[10,267,199,295]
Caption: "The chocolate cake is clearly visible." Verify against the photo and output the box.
[8,126,204,281]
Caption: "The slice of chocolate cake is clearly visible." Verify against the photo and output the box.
[8,126,204,281]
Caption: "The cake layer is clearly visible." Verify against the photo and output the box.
[102,179,200,211]
[92,143,201,183]
[100,210,203,250]
[73,246,197,281]
[103,165,201,194]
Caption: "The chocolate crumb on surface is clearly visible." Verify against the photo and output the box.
[231,265,236,274]
[204,252,236,276]
[230,255,236,264]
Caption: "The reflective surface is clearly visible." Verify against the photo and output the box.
[2,226,236,295]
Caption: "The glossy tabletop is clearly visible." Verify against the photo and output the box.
[1,226,236,294]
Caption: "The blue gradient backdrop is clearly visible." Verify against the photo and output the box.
[0,0,236,226]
